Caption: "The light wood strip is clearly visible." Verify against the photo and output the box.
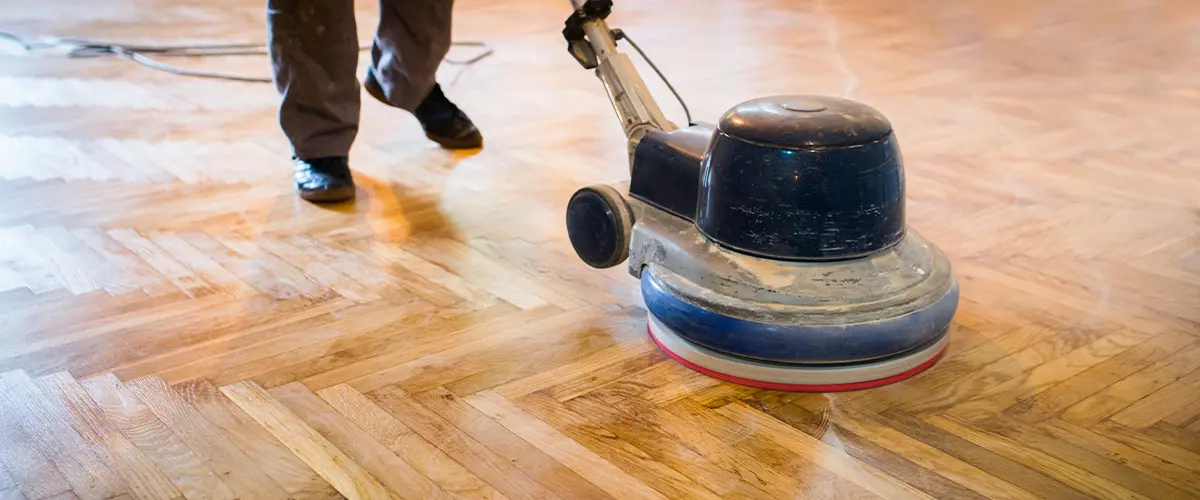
[942,327,1162,417]
[1090,420,1200,474]
[201,299,440,387]
[1004,331,1196,423]
[1063,344,1200,426]
[35,372,181,500]
[948,410,1193,499]
[716,402,933,500]
[111,296,358,382]
[1109,368,1200,429]
[78,374,236,500]
[0,371,126,500]
[108,228,214,298]
[348,305,635,395]
[756,402,993,499]
[0,226,65,294]
[464,390,667,500]
[563,394,774,499]
[252,301,514,389]
[173,379,339,500]
[1037,419,1200,496]
[255,236,380,303]
[513,391,728,500]
[494,338,659,399]
[0,488,26,500]
[0,373,72,500]
[268,383,449,500]
[70,227,175,297]
[927,414,1153,500]
[797,404,1041,500]
[415,387,613,498]
[148,231,259,299]
[367,385,562,500]
[219,381,397,499]
[316,385,505,500]
[121,376,290,498]
[301,304,557,391]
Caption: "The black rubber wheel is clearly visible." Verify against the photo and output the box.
[565,184,634,269]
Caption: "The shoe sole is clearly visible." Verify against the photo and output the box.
[299,187,356,203]
[426,132,483,150]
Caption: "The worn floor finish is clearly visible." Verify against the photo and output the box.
[0,0,1198,498]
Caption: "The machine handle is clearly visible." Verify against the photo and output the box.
[563,0,677,159]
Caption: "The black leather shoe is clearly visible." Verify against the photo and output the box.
[364,69,483,150]
[293,156,355,203]
[413,83,483,149]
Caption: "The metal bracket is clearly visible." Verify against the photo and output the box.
[563,0,613,69]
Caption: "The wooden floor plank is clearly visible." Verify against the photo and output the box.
[563,395,775,500]
[761,402,994,500]
[219,381,397,500]
[1090,420,1200,474]
[77,374,235,499]
[267,383,451,500]
[1004,331,1196,423]
[0,488,27,500]
[1036,419,1200,497]
[252,301,516,390]
[464,390,666,500]
[414,387,613,498]
[111,296,360,383]
[0,0,1197,497]
[0,371,126,500]
[1109,368,1200,429]
[1063,345,1200,427]
[367,385,563,500]
[492,338,660,400]
[148,231,259,299]
[316,385,504,500]
[108,228,214,299]
[300,304,559,391]
[121,376,290,499]
[176,298,433,386]
[35,372,180,500]
[954,411,1193,500]
[790,404,1042,500]
[715,402,933,500]
[512,391,728,500]
[878,409,1092,500]
[173,379,340,500]
[0,373,73,500]
[926,414,1154,500]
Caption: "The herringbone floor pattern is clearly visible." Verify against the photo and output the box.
[1,0,1197,498]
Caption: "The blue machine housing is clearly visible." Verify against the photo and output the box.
[641,270,958,365]
[616,94,958,370]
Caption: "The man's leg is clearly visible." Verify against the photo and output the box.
[267,0,360,202]
[363,0,483,149]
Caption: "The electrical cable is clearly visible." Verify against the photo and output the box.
[0,31,493,84]
[610,28,693,127]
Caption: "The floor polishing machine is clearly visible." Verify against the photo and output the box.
[561,0,959,391]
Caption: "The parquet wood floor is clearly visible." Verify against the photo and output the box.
[0,0,1197,498]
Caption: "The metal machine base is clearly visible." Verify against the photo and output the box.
[558,1,960,392]
[648,313,948,391]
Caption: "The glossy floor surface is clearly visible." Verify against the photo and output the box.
[1,0,1198,498]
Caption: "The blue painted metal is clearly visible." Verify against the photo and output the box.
[640,270,959,365]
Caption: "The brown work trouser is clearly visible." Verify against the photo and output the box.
[267,0,454,159]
